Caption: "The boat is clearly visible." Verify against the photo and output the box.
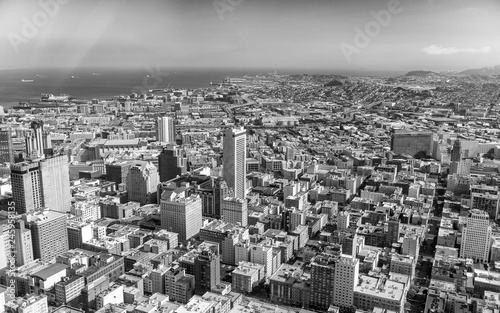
[92,73,101,76]
[41,94,69,102]
[71,76,80,79]
[21,79,34,83]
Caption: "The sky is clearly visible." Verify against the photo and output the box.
[0,0,499,74]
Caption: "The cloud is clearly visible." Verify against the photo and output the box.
[422,45,492,55]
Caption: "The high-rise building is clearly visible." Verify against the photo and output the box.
[160,190,202,242]
[200,178,229,219]
[106,161,132,187]
[157,117,175,143]
[460,209,492,262]
[11,155,71,214]
[333,255,359,307]
[0,225,8,271]
[0,124,14,164]
[158,146,187,182]
[310,254,336,310]
[13,220,34,266]
[25,121,52,160]
[391,129,433,158]
[126,161,159,205]
[223,127,247,199]
[194,246,221,295]
[24,210,69,263]
[221,197,248,226]
[470,185,500,220]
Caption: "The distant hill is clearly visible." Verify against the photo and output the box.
[324,79,343,87]
[404,70,438,77]
[459,65,500,76]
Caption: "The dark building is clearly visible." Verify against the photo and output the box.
[158,146,187,182]
[391,129,433,158]
[106,161,132,187]
[194,246,221,295]
[0,124,14,163]
[200,178,229,219]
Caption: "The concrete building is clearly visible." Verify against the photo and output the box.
[222,127,247,200]
[391,129,433,158]
[106,161,132,187]
[460,209,492,262]
[24,210,69,263]
[161,190,203,242]
[158,146,187,182]
[353,275,405,313]
[4,294,48,313]
[194,246,221,295]
[0,124,14,163]
[221,197,248,227]
[13,220,34,266]
[11,155,71,214]
[232,262,265,293]
[126,161,159,205]
[157,116,175,143]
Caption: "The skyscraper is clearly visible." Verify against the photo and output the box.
[158,146,187,182]
[0,124,14,164]
[25,121,51,160]
[106,161,132,187]
[157,117,175,143]
[223,127,247,199]
[460,209,492,262]
[160,190,203,242]
[24,210,69,263]
[127,161,160,205]
[11,155,71,214]
[13,219,34,266]
[194,246,221,295]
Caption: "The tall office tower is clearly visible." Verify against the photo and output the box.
[161,191,203,242]
[310,254,336,310]
[390,129,433,158]
[200,177,230,219]
[460,209,492,262]
[127,161,159,205]
[13,220,34,266]
[333,255,359,307]
[451,140,463,162]
[0,124,14,164]
[11,155,71,214]
[221,197,248,226]
[0,225,8,271]
[40,155,71,213]
[25,121,51,160]
[223,127,247,199]
[106,161,132,187]
[158,146,187,182]
[386,218,401,246]
[194,246,221,295]
[24,210,69,262]
[471,185,500,220]
[157,117,175,143]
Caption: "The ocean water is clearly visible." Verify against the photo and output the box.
[0,67,257,107]
[0,67,403,108]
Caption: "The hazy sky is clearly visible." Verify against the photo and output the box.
[0,0,499,73]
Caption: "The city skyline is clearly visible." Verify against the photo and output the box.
[0,0,499,73]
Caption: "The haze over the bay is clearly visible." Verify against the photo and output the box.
[1,0,499,73]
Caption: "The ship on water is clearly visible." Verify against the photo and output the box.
[41,94,69,102]
[21,79,34,83]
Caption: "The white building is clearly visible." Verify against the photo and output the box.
[460,209,492,262]
[221,197,248,227]
[157,117,175,143]
[222,127,247,199]
[334,255,359,307]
